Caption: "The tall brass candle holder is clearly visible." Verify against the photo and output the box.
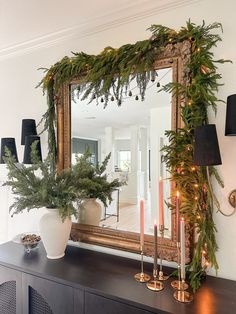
[146,268,164,291]
[171,242,188,290]
[147,223,164,291]
[134,246,151,283]
[173,283,193,303]
[158,224,169,281]
[173,218,193,303]
[173,258,193,303]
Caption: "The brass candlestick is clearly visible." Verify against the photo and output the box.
[134,247,151,283]
[146,268,164,291]
[171,242,188,290]
[173,285,193,303]
[158,225,169,281]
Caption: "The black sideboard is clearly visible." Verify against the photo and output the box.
[0,241,235,314]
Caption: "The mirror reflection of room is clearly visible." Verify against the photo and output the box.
[71,68,172,236]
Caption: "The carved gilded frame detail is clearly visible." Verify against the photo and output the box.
[57,40,192,262]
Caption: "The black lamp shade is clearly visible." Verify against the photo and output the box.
[193,124,222,166]
[23,135,42,164]
[225,94,236,136]
[21,119,37,145]
[0,138,18,163]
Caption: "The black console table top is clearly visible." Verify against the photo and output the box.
[0,241,235,314]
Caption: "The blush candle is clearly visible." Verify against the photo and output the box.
[159,176,164,228]
[176,191,180,243]
[153,220,158,273]
[180,217,186,281]
[140,199,145,249]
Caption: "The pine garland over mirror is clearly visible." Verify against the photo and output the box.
[38,20,229,291]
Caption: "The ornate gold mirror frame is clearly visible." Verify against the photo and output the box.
[56,41,191,262]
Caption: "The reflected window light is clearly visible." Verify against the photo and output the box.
[72,153,83,165]
[72,153,96,165]
[118,151,131,172]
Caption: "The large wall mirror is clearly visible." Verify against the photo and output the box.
[71,67,172,236]
[57,42,191,262]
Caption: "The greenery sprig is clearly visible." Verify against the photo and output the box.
[72,151,124,207]
[3,143,79,221]
[38,20,230,291]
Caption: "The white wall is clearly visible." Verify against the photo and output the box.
[150,107,171,225]
[1,0,236,280]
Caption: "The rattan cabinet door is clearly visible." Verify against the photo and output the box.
[0,265,22,314]
[22,273,74,314]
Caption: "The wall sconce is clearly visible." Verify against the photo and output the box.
[0,138,19,163]
[21,118,43,164]
[225,94,236,214]
[23,135,42,164]
[21,119,37,145]
[225,94,236,136]
[193,124,235,216]
[193,124,222,166]
[1,118,42,165]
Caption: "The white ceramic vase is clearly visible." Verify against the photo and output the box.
[79,198,102,226]
[39,208,72,259]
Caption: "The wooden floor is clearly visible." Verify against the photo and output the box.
[100,201,171,237]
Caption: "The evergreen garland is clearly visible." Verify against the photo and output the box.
[38,20,230,291]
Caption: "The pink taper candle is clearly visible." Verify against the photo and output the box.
[153,220,158,273]
[159,176,164,227]
[176,191,180,243]
[140,199,145,249]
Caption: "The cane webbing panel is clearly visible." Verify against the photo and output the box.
[29,287,53,314]
[0,281,16,314]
